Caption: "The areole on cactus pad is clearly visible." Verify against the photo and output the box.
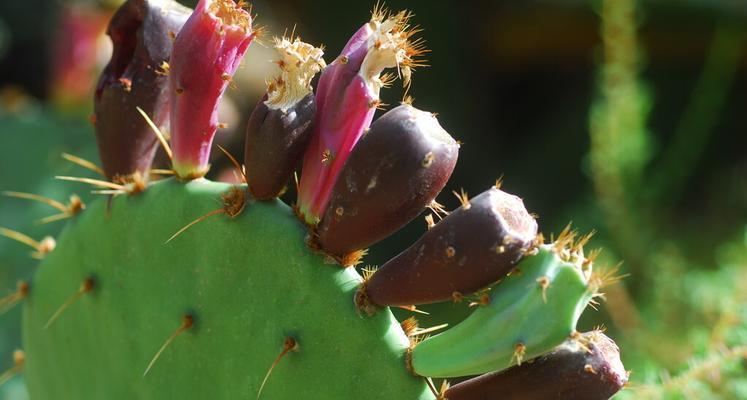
[0,1,629,399]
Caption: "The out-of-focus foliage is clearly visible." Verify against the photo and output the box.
[0,101,97,398]
[618,234,747,399]
[589,0,747,397]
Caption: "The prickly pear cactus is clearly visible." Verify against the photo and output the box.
[23,179,432,399]
[1,1,629,399]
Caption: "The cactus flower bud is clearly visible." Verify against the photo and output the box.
[244,37,325,199]
[363,187,537,307]
[296,7,426,224]
[316,104,458,255]
[169,0,256,179]
[94,0,190,180]
[443,331,628,400]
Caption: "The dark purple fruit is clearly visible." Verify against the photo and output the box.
[316,104,459,255]
[443,331,628,400]
[94,0,190,180]
[364,186,537,306]
[244,93,316,199]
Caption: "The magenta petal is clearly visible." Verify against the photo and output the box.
[296,25,373,220]
[297,10,424,224]
[169,0,255,179]
[299,74,376,223]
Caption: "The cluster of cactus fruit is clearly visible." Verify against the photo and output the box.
[0,0,629,398]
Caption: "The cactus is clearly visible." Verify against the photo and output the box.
[1,1,628,399]
[21,179,433,399]
[94,0,190,180]
[0,108,99,387]
[408,243,606,378]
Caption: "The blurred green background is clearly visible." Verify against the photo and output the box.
[0,0,746,398]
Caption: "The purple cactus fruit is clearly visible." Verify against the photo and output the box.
[296,8,426,224]
[169,0,256,179]
[364,187,538,306]
[94,0,190,180]
[316,104,458,255]
[244,37,325,199]
[443,331,628,400]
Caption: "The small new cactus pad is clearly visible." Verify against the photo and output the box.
[409,244,601,378]
[2,2,627,399]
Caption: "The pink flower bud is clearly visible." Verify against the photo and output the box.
[169,0,256,179]
[296,7,426,224]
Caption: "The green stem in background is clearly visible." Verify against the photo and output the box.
[632,344,747,399]
[650,23,745,204]
[589,0,652,273]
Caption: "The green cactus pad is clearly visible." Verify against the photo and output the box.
[22,178,433,400]
[411,246,595,378]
